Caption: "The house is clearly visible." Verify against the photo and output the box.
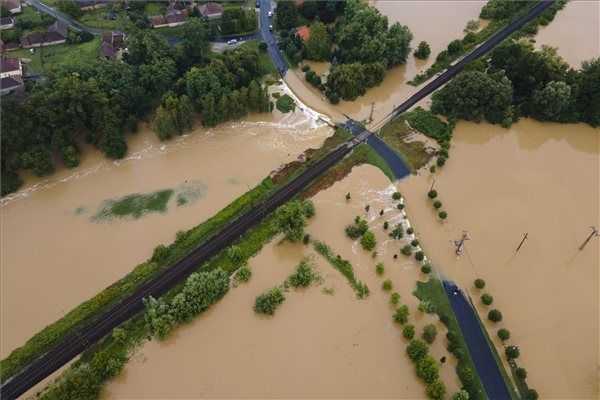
[0,16,15,30]
[21,31,66,48]
[0,56,23,95]
[296,25,310,41]
[100,30,125,60]
[48,20,69,38]
[150,9,187,28]
[0,0,21,14]
[0,39,20,52]
[198,2,223,19]
[76,0,108,11]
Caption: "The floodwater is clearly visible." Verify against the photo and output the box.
[535,0,600,67]
[286,1,485,124]
[0,102,332,359]
[397,119,599,398]
[105,165,461,399]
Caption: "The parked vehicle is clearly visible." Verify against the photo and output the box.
[268,11,273,17]
[227,39,238,45]
[269,24,273,31]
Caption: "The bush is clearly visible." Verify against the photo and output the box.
[401,244,413,256]
[429,165,436,173]
[516,367,527,380]
[505,345,520,360]
[376,263,385,276]
[426,380,446,400]
[390,292,401,305]
[394,305,410,324]
[345,216,368,239]
[258,41,268,51]
[382,279,393,291]
[397,203,405,210]
[383,221,389,230]
[402,324,415,340]
[415,251,425,261]
[526,389,539,400]
[406,339,428,362]
[287,260,317,288]
[235,266,252,283]
[488,309,502,323]
[474,278,485,289]
[422,324,438,344]
[151,244,170,264]
[438,211,448,220]
[418,300,436,314]
[389,225,404,239]
[451,389,470,400]
[497,328,510,341]
[414,41,431,59]
[421,264,432,274]
[428,190,438,199]
[360,231,377,251]
[254,287,285,315]
[411,239,420,247]
[275,94,296,113]
[417,355,440,383]
[406,227,414,235]
[481,293,493,305]
[436,156,446,167]
[392,191,402,200]
[433,200,442,209]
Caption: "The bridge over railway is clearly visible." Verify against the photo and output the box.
[0,1,554,398]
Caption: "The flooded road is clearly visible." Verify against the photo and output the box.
[397,119,599,398]
[535,0,600,67]
[0,105,332,359]
[105,165,460,399]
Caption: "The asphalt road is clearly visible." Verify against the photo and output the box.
[26,0,103,35]
[258,0,287,76]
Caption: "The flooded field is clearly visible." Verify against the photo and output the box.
[0,106,331,359]
[535,0,600,67]
[397,119,599,398]
[104,165,460,399]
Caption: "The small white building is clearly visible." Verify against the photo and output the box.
[0,0,21,14]
[0,16,15,30]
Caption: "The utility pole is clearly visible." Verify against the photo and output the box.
[515,232,528,253]
[430,178,436,192]
[454,231,470,256]
[369,102,375,123]
[579,227,599,251]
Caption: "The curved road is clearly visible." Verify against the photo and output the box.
[1,1,554,399]
[26,0,103,34]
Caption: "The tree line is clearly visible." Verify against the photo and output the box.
[431,41,600,127]
[1,18,273,196]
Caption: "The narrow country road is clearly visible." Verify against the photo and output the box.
[26,0,103,34]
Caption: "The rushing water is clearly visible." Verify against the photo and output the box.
[104,165,461,399]
[535,0,600,67]
[397,119,599,398]
[0,99,332,360]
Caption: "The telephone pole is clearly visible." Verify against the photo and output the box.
[515,232,528,253]
[454,231,470,256]
[430,178,436,192]
[369,102,375,123]
[579,227,599,251]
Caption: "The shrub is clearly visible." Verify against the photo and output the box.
[505,345,520,360]
[402,324,415,340]
[390,292,401,305]
[429,165,436,173]
[258,41,268,51]
[426,380,446,400]
[497,328,510,341]
[397,203,405,210]
[427,190,438,199]
[360,231,377,251]
[406,227,414,235]
[418,300,436,314]
[382,279,393,291]
[526,389,539,400]
[392,191,402,200]
[417,355,440,383]
[394,305,410,324]
[451,389,471,400]
[422,324,438,344]
[383,221,389,230]
[488,309,503,323]
[235,266,252,283]
[516,367,527,380]
[401,244,413,256]
[421,264,432,274]
[411,239,420,247]
[436,156,446,167]
[389,224,404,239]
[438,211,448,220]
[415,251,425,261]
[481,293,493,305]
[474,278,485,289]
[151,244,170,264]
[287,260,317,288]
[254,287,285,315]
[433,200,442,209]
[345,216,369,239]
[406,339,428,362]
[376,263,385,276]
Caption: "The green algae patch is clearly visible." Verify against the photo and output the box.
[93,189,174,221]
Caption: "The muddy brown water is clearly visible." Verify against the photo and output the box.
[535,0,600,67]
[397,119,599,398]
[0,107,332,360]
[104,165,460,399]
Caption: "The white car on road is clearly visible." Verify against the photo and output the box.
[268,11,273,17]
[227,39,238,45]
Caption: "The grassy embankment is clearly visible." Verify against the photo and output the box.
[409,0,567,86]
[78,8,125,30]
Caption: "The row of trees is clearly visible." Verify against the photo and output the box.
[220,7,257,36]
[431,41,600,127]
[275,0,344,31]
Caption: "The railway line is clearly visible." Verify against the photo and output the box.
[0,1,554,398]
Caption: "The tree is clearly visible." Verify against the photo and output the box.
[275,1,298,30]
[505,345,520,360]
[576,58,600,126]
[392,191,402,200]
[402,324,415,340]
[273,200,314,242]
[433,200,442,209]
[360,230,377,251]
[464,19,480,33]
[531,80,574,121]
[526,389,539,400]
[428,190,438,199]
[474,278,486,289]
[287,260,317,288]
[57,0,82,18]
[426,380,446,400]
[181,18,210,66]
[497,328,510,341]
[481,293,493,306]
[422,324,438,344]
[415,251,425,261]
[255,287,285,315]
[20,147,55,176]
[452,389,470,400]
[417,355,440,383]
[390,292,401,305]
[414,41,431,59]
[407,339,428,362]
[447,39,464,55]
[382,279,392,291]
[394,305,410,325]
[438,211,448,220]
[432,70,514,125]
[516,367,527,380]
[384,22,413,66]
[488,309,503,323]
[305,20,331,61]
[376,263,385,276]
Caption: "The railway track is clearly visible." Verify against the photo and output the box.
[1,1,554,398]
